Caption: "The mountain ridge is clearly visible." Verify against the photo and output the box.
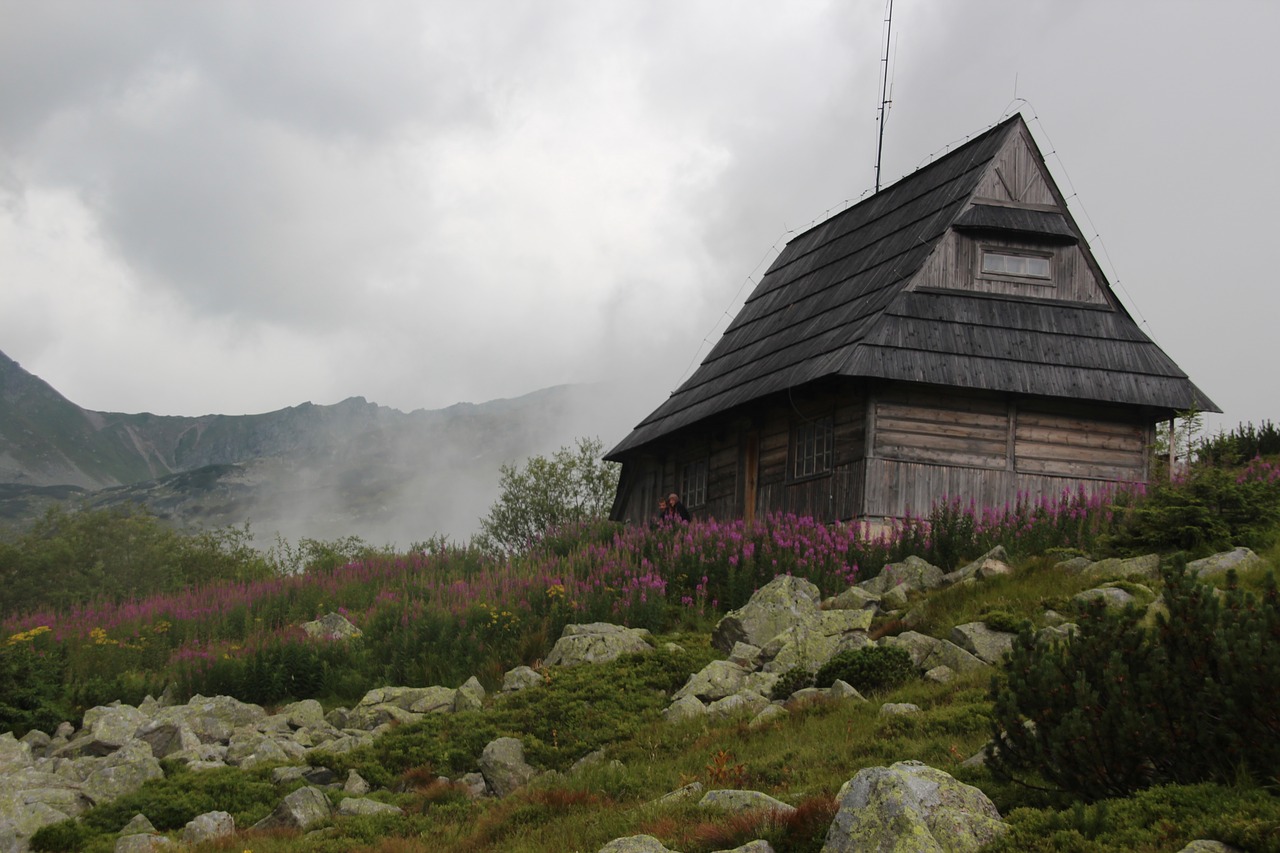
[0,349,626,544]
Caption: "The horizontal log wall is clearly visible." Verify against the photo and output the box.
[873,389,1008,470]
[1014,405,1148,481]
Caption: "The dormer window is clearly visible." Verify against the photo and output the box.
[981,250,1050,279]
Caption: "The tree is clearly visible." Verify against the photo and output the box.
[477,436,620,554]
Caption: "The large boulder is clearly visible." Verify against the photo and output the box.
[881,631,989,674]
[1187,548,1264,578]
[252,785,333,831]
[597,837,681,853]
[822,761,1006,852]
[544,623,653,667]
[699,789,796,816]
[858,556,945,597]
[1080,554,1161,581]
[301,612,362,640]
[502,665,546,692]
[712,575,822,652]
[182,811,234,845]
[81,741,164,805]
[478,737,537,797]
[950,623,1017,666]
[672,661,750,703]
[453,676,486,712]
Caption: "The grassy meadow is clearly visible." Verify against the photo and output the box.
[2,423,1279,852]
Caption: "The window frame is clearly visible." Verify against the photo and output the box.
[680,458,708,507]
[790,416,834,480]
[979,247,1053,282]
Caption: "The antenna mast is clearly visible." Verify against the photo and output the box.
[874,0,894,193]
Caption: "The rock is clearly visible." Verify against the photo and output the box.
[942,546,1011,586]
[1188,548,1264,578]
[182,810,234,844]
[825,587,882,611]
[478,737,537,797]
[1081,554,1161,580]
[120,814,157,835]
[545,623,653,667]
[1035,624,1077,646]
[820,609,875,634]
[114,833,174,851]
[408,686,457,713]
[924,665,955,684]
[301,612,363,640]
[881,631,989,674]
[662,695,707,722]
[859,556,945,596]
[136,720,201,759]
[699,789,796,816]
[719,843,776,853]
[343,770,370,796]
[759,624,842,674]
[652,781,703,806]
[673,661,750,703]
[1073,586,1135,611]
[783,687,830,711]
[502,665,546,692]
[749,705,789,729]
[337,797,404,816]
[880,703,921,716]
[453,676,486,712]
[280,698,328,730]
[1175,842,1245,853]
[829,680,866,702]
[598,836,681,853]
[821,761,1006,852]
[0,734,32,772]
[712,575,823,652]
[225,730,291,769]
[950,623,1017,665]
[252,785,333,831]
[82,741,164,805]
[728,642,763,668]
[706,691,770,720]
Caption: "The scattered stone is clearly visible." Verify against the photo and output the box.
[453,676,486,712]
[942,546,1011,586]
[825,587,881,611]
[950,622,1017,665]
[182,810,234,845]
[858,556,945,596]
[879,703,921,716]
[881,631,989,674]
[673,660,750,703]
[478,737,537,797]
[301,612,362,640]
[699,789,796,816]
[749,704,789,729]
[337,797,404,816]
[924,665,955,684]
[598,836,681,853]
[252,785,333,832]
[821,761,1006,852]
[706,691,770,720]
[1081,554,1161,581]
[502,665,545,692]
[1175,842,1245,853]
[829,680,866,702]
[119,814,156,835]
[652,781,704,806]
[1188,548,1264,578]
[1073,586,1135,611]
[114,833,174,852]
[343,769,370,796]
[662,695,707,722]
[545,623,653,667]
[712,575,823,652]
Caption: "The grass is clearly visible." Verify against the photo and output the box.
[28,544,1280,852]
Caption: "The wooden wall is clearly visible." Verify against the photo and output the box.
[912,231,1108,305]
[613,382,1154,527]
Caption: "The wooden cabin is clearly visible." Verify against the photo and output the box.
[605,114,1218,527]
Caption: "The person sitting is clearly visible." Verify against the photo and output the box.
[661,492,691,523]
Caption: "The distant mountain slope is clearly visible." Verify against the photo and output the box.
[0,349,628,544]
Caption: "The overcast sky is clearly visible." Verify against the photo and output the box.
[1,0,1275,442]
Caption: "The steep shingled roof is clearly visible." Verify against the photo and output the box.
[608,115,1216,459]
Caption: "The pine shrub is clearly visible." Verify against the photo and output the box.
[814,645,914,694]
[769,666,815,700]
[989,558,1280,801]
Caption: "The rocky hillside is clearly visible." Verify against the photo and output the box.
[0,349,628,543]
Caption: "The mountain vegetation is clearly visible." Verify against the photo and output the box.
[1,423,1278,851]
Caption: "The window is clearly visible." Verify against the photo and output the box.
[681,459,707,507]
[981,250,1051,279]
[791,417,834,479]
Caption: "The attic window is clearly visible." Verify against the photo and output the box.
[981,250,1051,279]
[791,417,833,479]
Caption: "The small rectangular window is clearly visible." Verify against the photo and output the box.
[681,459,707,507]
[982,250,1051,279]
[791,417,833,479]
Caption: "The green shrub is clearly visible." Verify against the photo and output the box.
[989,558,1280,801]
[770,666,815,700]
[29,818,93,853]
[814,645,914,694]
[980,610,1024,633]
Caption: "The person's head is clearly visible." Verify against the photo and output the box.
[667,493,679,507]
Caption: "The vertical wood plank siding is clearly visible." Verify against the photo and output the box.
[912,232,1107,304]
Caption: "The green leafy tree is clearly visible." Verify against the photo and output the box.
[476,436,619,554]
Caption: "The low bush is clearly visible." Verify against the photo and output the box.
[814,645,914,694]
[769,666,815,700]
[989,558,1280,801]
